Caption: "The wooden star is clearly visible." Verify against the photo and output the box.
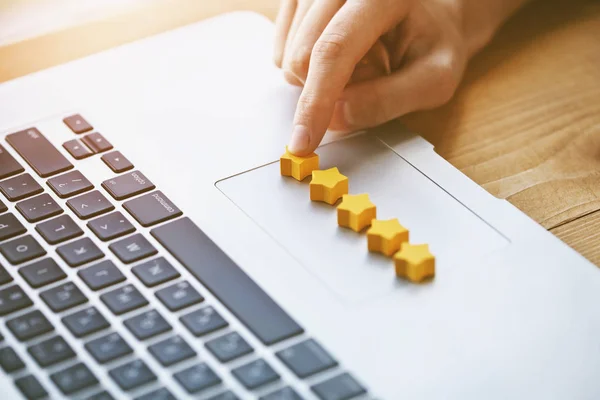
[310,168,349,205]
[394,243,435,283]
[280,148,319,181]
[337,193,377,232]
[367,218,409,256]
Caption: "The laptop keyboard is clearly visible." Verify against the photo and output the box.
[0,114,368,399]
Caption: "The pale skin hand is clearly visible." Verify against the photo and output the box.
[275,0,530,155]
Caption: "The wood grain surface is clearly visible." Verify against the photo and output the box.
[1,0,598,265]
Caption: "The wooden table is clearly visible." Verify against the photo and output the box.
[1,0,599,265]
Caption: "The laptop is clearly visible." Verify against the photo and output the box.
[0,11,598,400]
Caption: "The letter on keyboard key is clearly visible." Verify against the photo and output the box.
[36,214,83,244]
[132,257,180,287]
[102,170,155,200]
[101,284,148,315]
[87,211,135,241]
[15,375,48,400]
[7,310,54,341]
[0,173,43,201]
[0,235,46,265]
[205,332,254,363]
[6,128,73,178]
[62,307,109,338]
[51,362,99,395]
[47,170,94,198]
[63,114,93,134]
[276,339,338,378]
[19,258,66,288]
[0,213,27,241]
[155,281,203,311]
[174,363,221,394]
[0,346,25,372]
[40,282,87,312]
[0,285,33,316]
[0,144,24,180]
[85,333,132,364]
[109,359,156,391]
[109,233,157,264]
[151,217,304,345]
[28,336,75,367]
[78,260,126,290]
[124,310,172,340]
[57,237,104,267]
[148,335,196,367]
[311,373,367,400]
[180,306,228,337]
[232,359,280,390]
[124,190,182,227]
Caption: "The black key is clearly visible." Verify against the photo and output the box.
[67,190,114,219]
[132,257,180,287]
[0,285,32,316]
[0,346,25,372]
[101,151,134,173]
[261,387,304,400]
[0,213,26,241]
[6,128,73,178]
[233,359,280,390]
[174,363,221,394]
[19,258,66,288]
[109,233,157,264]
[88,211,135,241]
[36,214,83,244]
[15,375,48,400]
[85,333,132,364]
[124,191,182,227]
[276,339,338,378]
[148,335,196,366]
[78,260,125,291]
[0,199,6,213]
[155,281,203,311]
[7,310,54,341]
[16,193,62,222]
[135,388,175,400]
[311,373,367,400]
[109,359,156,391]
[28,335,75,367]
[0,235,46,265]
[63,114,93,134]
[62,307,109,337]
[205,332,253,363]
[0,144,24,180]
[40,282,87,312]
[102,170,155,200]
[48,170,94,198]
[82,133,113,153]
[63,139,94,160]
[124,310,172,340]
[0,173,43,201]
[87,391,115,400]
[51,362,98,395]
[0,262,12,285]
[180,306,228,337]
[57,237,104,267]
[101,284,148,315]
[207,391,240,400]
[152,217,304,345]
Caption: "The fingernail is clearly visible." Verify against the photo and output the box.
[288,125,311,154]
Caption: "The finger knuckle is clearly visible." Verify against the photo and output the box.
[286,47,311,80]
[312,32,348,63]
[430,50,460,105]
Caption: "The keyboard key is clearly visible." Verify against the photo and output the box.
[16,193,62,222]
[82,132,113,153]
[180,306,228,337]
[205,332,253,363]
[28,335,75,367]
[0,144,24,180]
[149,335,196,366]
[155,281,203,311]
[276,339,338,378]
[57,237,104,267]
[40,282,87,312]
[67,190,115,219]
[101,284,148,315]
[51,362,99,395]
[102,170,155,201]
[0,262,13,285]
[88,391,115,400]
[0,199,6,213]
[260,387,303,400]
[174,363,221,394]
[36,214,83,244]
[7,310,54,341]
[311,373,367,400]
[101,151,134,173]
[19,258,66,288]
[63,139,94,160]
[124,310,171,340]
[109,359,156,391]
[152,217,304,345]
[63,114,93,134]
[109,233,157,264]
[0,346,25,372]
[78,260,125,290]
[15,375,48,400]
[207,391,240,400]
[124,191,182,227]
[0,213,26,241]
[6,128,73,178]
[0,173,43,201]
[85,333,132,364]
[0,235,46,265]
[233,359,280,390]
[48,170,94,198]
[135,388,175,400]
[132,257,180,287]
[62,307,109,337]
[88,211,135,241]
[0,285,32,315]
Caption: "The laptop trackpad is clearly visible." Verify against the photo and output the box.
[217,134,508,304]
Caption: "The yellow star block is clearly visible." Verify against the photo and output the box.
[280,148,319,181]
[367,219,409,257]
[310,168,349,205]
[394,243,435,283]
[337,194,377,232]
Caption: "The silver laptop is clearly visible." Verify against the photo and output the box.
[0,12,598,400]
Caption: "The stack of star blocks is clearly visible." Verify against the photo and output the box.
[280,149,435,283]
